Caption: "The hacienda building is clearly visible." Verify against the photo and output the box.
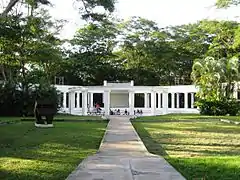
[55,80,205,116]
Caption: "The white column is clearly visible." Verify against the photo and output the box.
[151,91,156,115]
[104,90,110,115]
[76,93,79,108]
[191,93,195,108]
[63,92,67,108]
[158,93,161,108]
[184,93,188,109]
[148,93,151,107]
[144,93,148,108]
[69,92,75,114]
[176,93,180,108]
[90,93,94,107]
[129,90,135,115]
[171,93,175,108]
[82,90,88,115]
[162,91,168,114]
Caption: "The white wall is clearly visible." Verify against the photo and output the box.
[110,93,129,108]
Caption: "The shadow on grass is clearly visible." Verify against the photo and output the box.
[133,122,169,157]
[0,121,107,180]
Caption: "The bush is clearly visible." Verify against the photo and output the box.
[0,83,22,116]
[197,99,240,116]
[0,81,60,117]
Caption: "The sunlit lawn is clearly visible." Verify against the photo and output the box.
[0,121,107,180]
[133,115,240,180]
[135,113,240,122]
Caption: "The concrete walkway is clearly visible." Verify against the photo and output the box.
[66,116,186,180]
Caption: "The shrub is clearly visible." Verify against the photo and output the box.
[196,98,240,116]
[0,81,60,117]
[0,82,22,116]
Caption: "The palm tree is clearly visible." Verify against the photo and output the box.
[191,56,239,100]
[191,57,225,101]
[223,56,239,99]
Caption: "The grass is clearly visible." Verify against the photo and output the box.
[0,121,107,180]
[133,115,240,180]
[0,114,103,124]
[134,113,240,122]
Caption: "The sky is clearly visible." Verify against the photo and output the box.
[19,0,240,39]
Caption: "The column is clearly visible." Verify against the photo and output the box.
[90,92,94,107]
[151,91,156,115]
[82,90,88,115]
[129,90,135,115]
[176,93,180,108]
[63,92,67,108]
[184,93,188,109]
[104,90,110,115]
[158,93,161,108]
[171,93,175,108]
[69,92,75,114]
[144,93,148,108]
[162,91,168,114]
[76,92,79,108]
[191,93,195,108]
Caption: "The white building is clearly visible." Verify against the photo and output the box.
[55,80,207,116]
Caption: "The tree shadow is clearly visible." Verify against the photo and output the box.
[133,122,169,157]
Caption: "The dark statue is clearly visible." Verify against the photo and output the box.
[34,99,57,127]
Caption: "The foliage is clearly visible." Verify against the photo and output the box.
[0,82,22,116]
[62,20,122,85]
[0,78,60,116]
[196,98,240,116]
[216,0,240,8]
[192,56,239,101]
[191,57,225,101]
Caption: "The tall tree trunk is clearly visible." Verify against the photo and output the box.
[0,65,7,81]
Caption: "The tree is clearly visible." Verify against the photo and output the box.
[191,56,239,100]
[62,20,121,85]
[0,0,115,19]
[216,0,240,8]
[191,57,225,101]
[0,0,50,17]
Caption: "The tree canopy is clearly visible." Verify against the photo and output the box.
[216,0,240,8]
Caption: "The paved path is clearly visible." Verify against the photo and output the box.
[66,116,186,180]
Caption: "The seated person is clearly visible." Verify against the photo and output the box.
[95,102,101,113]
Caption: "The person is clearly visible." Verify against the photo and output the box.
[96,102,101,113]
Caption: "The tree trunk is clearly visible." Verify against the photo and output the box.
[0,0,20,17]
[0,65,7,81]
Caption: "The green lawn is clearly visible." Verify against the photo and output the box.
[134,113,240,122]
[0,121,107,180]
[133,115,240,180]
[0,114,103,124]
